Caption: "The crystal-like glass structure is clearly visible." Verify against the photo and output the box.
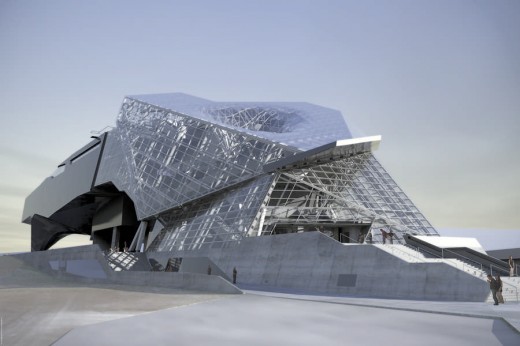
[95,93,437,251]
[24,93,437,252]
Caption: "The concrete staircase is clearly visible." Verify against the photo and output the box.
[371,244,520,303]
[374,244,485,276]
[485,276,520,304]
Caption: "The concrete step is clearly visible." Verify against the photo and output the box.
[485,291,518,303]
[374,245,488,280]
[373,244,427,263]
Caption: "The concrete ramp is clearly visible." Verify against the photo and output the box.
[11,246,241,295]
[0,255,62,288]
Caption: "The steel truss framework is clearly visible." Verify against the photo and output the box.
[265,153,436,244]
[93,94,438,251]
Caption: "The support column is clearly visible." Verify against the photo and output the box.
[136,220,148,252]
[111,226,120,250]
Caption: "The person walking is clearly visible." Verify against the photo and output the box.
[207,264,212,275]
[496,275,504,304]
[509,256,515,277]
[487,274,499,305]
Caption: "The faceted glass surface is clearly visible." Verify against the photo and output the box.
[148,175,274,251]
[96,98,294,219]
[262,153,436,243]
[94,93,437,248]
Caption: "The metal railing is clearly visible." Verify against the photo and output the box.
[440,247,486,273]
[499,280,519,303]
[405,244,486,277]
[339,233,362,244]
[489,263,511,277]
[514,264,520,277]
[378,244,428,263]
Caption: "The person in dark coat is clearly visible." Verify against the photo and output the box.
[496,275,504,304]
[232,267,238,284]
[487,274,499,305]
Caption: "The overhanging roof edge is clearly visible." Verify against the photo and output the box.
[263,135,382,172]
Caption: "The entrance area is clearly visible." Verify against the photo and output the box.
[268,223,372,244]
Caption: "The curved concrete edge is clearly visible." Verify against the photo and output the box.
[106,271,243,295]
[244,290,520,335]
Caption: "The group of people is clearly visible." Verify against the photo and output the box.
[484,255,517,306]
[380,229,394,244]
[487,274,504,305]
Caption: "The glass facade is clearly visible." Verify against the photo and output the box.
[148,174,274,251]
[94,93,438,250]
[263,153,436,244]
[96,97,295,219]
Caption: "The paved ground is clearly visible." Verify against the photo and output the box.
[246,289,520,334]
[1,256,519,345]
[0,285,224,346]
[53,293,520,346]
[0,256,224,345]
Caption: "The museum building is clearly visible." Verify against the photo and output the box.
[21,93,515,301]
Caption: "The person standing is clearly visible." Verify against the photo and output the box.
[207,264,212,275]
[496,275,504,304]
[487,274,499,305]
[380,229,387,244]
[232,267,238,284]
[509,256,515,277]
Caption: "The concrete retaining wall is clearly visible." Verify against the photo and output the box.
[148,232,490,301]
[13,245,241,295]
[13,232,492,301]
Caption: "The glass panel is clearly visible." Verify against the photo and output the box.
[148,175,275,251]
[263,153,437,244]
[95,98,295,219]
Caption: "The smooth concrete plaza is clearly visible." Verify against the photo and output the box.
[53,293,520,346]
[8,93,520,345]
[2,287,520,345]
[1,256,519,345]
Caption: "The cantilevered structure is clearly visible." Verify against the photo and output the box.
[23,93,438,253]
[25,93,513,301]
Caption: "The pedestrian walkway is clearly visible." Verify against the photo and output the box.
[245,289,520,334]
[53,290,520,346]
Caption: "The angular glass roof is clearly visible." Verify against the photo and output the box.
[129,93,352,151]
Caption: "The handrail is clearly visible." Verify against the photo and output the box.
[499,279,519,303]
[406,244,486,277]
[339,233,360,244]
[441,248,484,273]
[380,245,474,275]
[503,263,520,277]
[409,242,502,275]
[490,263,511,277]
[380,244,428,263]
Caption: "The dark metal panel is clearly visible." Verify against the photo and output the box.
[30,214,87,251]
[22,144,102,223]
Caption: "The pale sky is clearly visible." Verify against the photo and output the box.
[1,0,519,253]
